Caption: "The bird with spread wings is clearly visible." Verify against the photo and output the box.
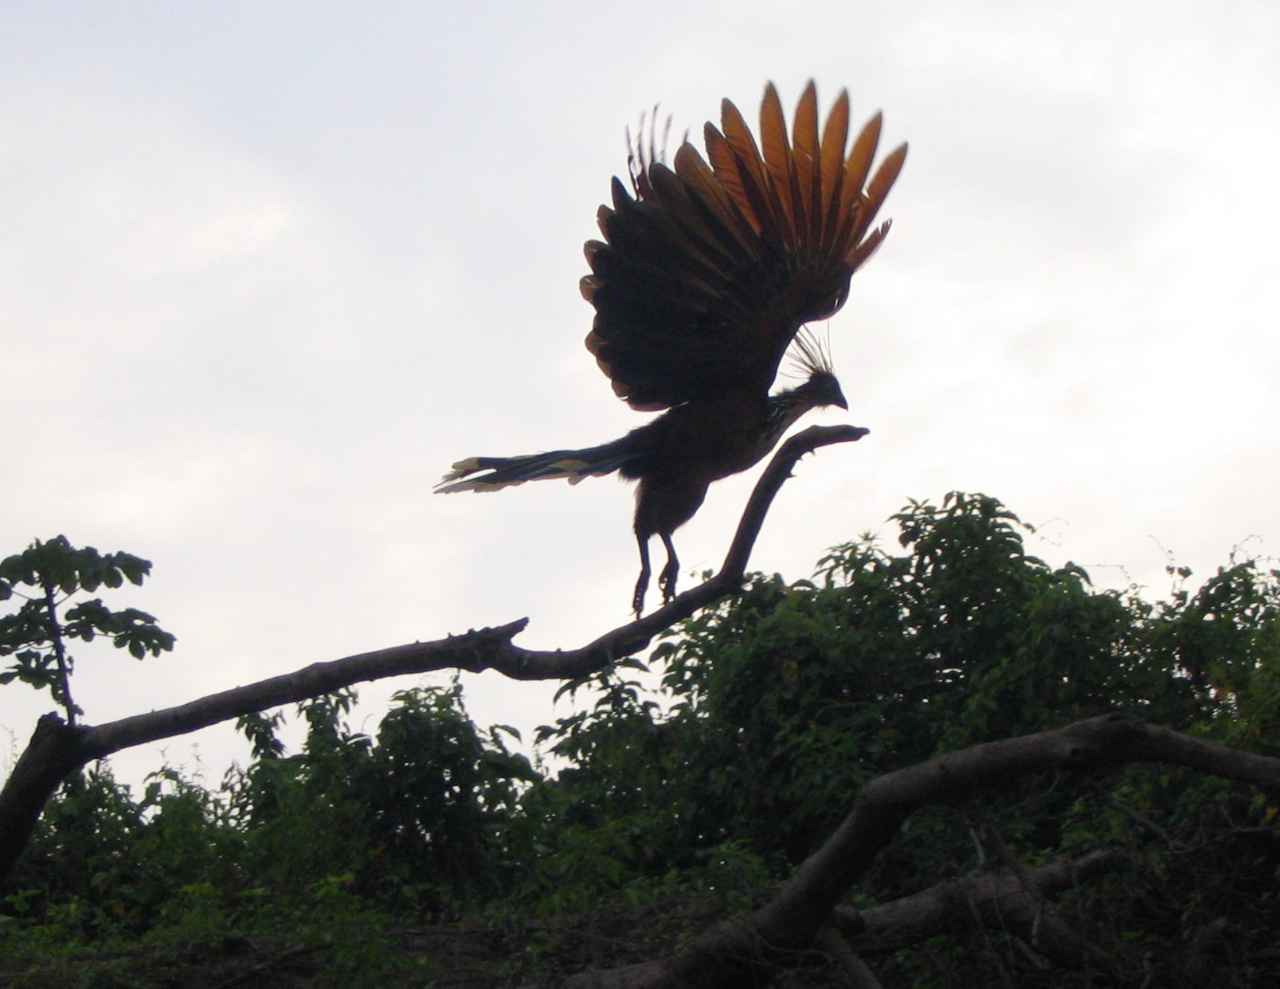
[438,81,907,615]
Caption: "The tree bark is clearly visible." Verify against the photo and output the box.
[836,847,1128,969]
[0,713,91,882]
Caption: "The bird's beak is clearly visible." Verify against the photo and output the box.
[833,388,848,411]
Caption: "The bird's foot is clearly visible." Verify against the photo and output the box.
[633,574,649,619]
[658,559,679,604]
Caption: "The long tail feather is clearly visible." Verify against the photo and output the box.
[435,440,634,493]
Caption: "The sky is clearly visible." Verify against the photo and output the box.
[2,1,1278,787]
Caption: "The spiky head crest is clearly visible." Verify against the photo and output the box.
[781,327,846,409]
[787,326,836,379]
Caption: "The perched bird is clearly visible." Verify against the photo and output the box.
[438,81,906,615]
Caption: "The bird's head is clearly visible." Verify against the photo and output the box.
[801,368,849,410]
[786,328,848,410]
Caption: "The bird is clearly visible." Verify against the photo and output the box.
[437,81,906,616]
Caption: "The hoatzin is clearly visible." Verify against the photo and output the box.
[437,81,906,615]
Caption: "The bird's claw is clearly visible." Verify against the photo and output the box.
[633,575,649,619]
[658,560,679,604]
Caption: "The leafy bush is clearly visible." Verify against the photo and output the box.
[5,494,1280,986]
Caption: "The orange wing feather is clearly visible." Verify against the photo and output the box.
[581,81,907,410]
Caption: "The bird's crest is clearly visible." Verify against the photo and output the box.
[785,326,836,380]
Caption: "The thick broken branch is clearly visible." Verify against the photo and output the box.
[761,714,1280,937]
[0,425,864,887]
[564,715,1280,988]
[835,848,1128,970]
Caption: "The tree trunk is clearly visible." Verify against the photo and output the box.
[0,713,89,883]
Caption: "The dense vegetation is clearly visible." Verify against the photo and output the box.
[3,493,1279,986]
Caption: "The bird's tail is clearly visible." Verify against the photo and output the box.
[435,439,633,493]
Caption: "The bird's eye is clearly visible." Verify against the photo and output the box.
[807,283,850,323]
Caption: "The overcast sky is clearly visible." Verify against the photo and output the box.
[3,1,1278,786]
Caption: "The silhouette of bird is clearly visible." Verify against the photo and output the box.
[437,81,906,615]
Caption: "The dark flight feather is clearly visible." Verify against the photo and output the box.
[584,83,907,412]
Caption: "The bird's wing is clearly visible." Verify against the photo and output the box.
[581,81,907,411]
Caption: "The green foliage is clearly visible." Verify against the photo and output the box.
[0,536,174,722]
[4,682,540,985]
[3,763,239,945]
[526,493,1280,984]
[4,494,1280,986]
[530,494,1179,869]
[223,681,539,917]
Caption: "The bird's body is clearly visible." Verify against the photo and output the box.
[438,81,905,614]
[623,371,848,609]
[442,366,846,611]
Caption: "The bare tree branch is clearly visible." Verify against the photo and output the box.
[833,847,1126,958]
[95,425,867,759]
[0,424,865,886]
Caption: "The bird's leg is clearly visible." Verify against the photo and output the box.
[633,533,652,618]
[658,533,680,604]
